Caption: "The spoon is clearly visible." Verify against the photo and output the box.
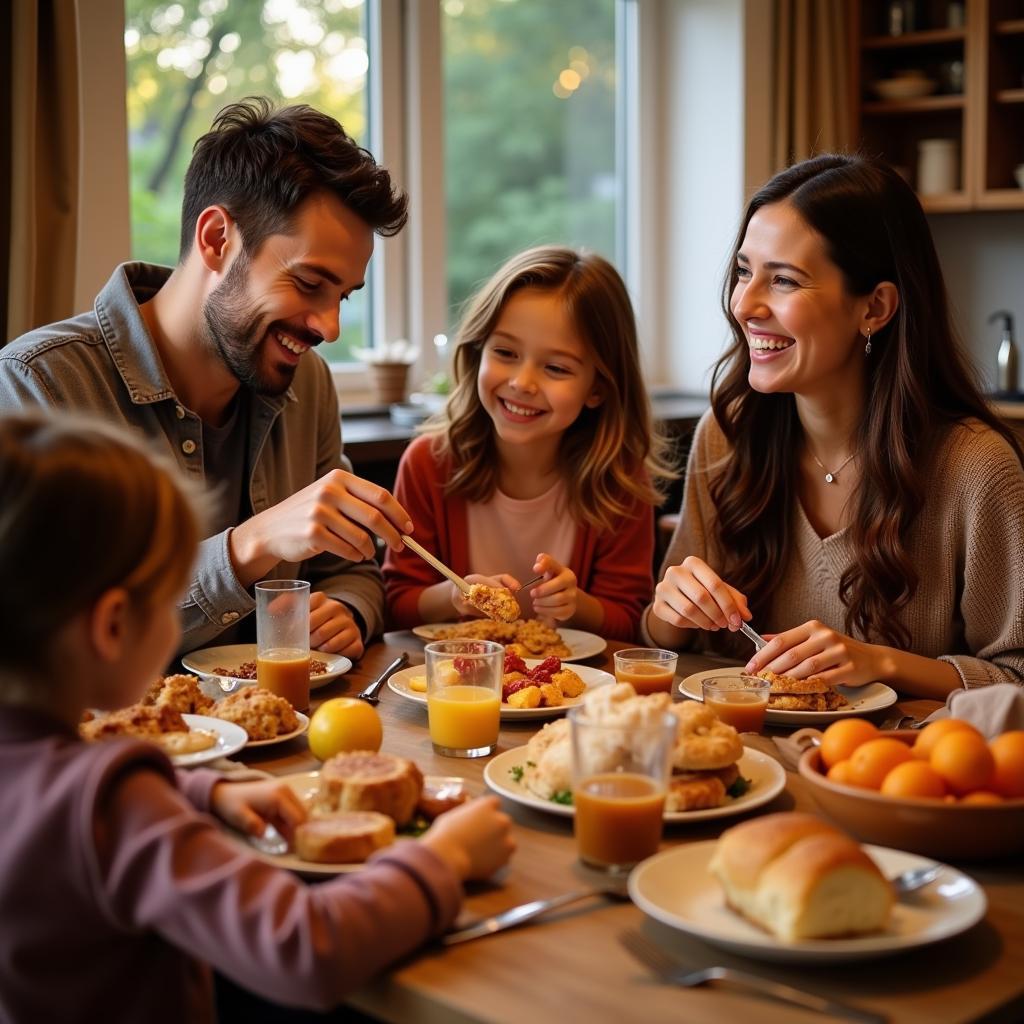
[892,865,940,895]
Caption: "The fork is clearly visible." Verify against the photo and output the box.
[620,930,886,1023]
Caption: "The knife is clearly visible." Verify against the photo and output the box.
[441,889,610,945]
[355,653,408,706]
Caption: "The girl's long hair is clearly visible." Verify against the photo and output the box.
[711,154,1022,648]
[426,246,676,532]
[0,412,204,682]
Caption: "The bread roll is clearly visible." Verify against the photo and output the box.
[710,812,892,940]
[294,812,395,863]
[315,751,423,826]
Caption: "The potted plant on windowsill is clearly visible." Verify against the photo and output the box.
[353,339,419,405]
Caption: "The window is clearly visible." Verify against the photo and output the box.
[124,0,370,364]
[441,0,623,325]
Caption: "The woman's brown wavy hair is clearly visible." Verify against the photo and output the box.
[425,246,676,532]
[711,154,1023,648]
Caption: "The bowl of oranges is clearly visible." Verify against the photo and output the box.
[798,718,1024,860]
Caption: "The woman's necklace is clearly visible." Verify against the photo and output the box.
[808,449,857,484]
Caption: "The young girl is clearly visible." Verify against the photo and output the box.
[384,246,676,641]
[0,412,514,1022]
[646,154,1024,699]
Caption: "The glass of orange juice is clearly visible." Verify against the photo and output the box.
[569,706,678,873]
[425,640,503,757]
[701,674,770,733]
[613,648,679,696]
[255,579,311,712]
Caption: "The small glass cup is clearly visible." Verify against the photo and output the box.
[613,648,679,696]
[425,640,503,757]
[701,674,771,733]
[569,706,678,873]
[255,580,311,712]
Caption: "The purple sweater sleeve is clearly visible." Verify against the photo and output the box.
[89,768,463,1011]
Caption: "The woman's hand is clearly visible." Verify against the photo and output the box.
[529,554,577,624]
[210,779,308,842]
[652,555,751,632]
[450,573,521,618]
[309,592,364,658]
[742,619,895,688]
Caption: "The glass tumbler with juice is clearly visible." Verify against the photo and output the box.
[425,640,503,757]
[613,648,679,695]
[701,674,770,732]
[255,580,311,712]
[569,706,678,873]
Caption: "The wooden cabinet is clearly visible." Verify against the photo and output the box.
[850,1,1024,212]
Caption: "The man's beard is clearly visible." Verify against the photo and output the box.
[201,253,293,396]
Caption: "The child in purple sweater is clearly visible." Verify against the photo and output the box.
[0,412,514,1023]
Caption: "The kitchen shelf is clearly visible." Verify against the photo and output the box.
[995,88,1024,103]
[920,192,974,212]
[862,95,965,114]
[994,18,1024,35]
[863,28,967,49]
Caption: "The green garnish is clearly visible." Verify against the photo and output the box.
[399,815,431,837]
[526,760,536,768]
[510,764,525,783]
[727,775,751,799]
[550,789,574,806]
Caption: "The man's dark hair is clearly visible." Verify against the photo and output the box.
[179,96,407,261]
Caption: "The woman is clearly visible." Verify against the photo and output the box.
[646,154,1024,699]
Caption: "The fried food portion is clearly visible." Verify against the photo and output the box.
[209,687,300,740]
[80,703,188,741]
[467,583,521,623]
[144,673,214,715]
[500,655,585,707]
[670,700,745,771]
[756,669,849,712]
[431,618,571,658]
[506,685,542,709]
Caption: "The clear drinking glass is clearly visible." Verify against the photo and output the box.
[701,674,771,733]
[613,648,679,696]
[425,640,503,757]
[255,580,311,712]
[569,706,678,873]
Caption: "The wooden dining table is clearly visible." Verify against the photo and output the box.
[240,632,1024,1024]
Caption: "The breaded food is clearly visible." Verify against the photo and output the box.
[315,751,424,826]
[552,668,585,698]
[757,669,849,712]
[209,687,300,740]
[665,764,740,812]
[433,620,519,643]
[432,618,570,658]
[468,583,521,623]
[80,703,187,741]
[146,674,214,715]
[670,701,744,771]
[506,685,542,709]
[294,811,395,864]
[538,683,563,707]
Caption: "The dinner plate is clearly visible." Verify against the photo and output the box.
[411,623,606,661]
[182,643,352,692]
[175,714,248,768]
[679,668,898,726]
[242,711,310,748]
[629,841,986,963]
[387,662,616,720]
[483,745,786,822]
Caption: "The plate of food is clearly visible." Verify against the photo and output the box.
[237,753,469,876]
[387,656,615,720]
[182,643,352,691]
[204,687,310,746]
[629,815,986,963]
[679,667,897,726]
[411,619,606,661]
[243,711,310,748]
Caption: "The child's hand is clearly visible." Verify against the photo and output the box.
[451,573,520,618]
[210,779,308,842]
[528,554,577,623]
[419,796,515,881]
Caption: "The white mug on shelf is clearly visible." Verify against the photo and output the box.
[917,138,958,195]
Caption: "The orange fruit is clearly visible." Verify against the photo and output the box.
[307,697,383,761]
[959,791,1004,805]
[929,731,995,795]
[989,730,1024,798]
[848,738,914,790]
[826,759,857,786]
[879,760,947,800]
[912,718,981,760]
[820,718,879,769]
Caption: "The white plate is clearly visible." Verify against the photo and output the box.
[483,745,786,823]
[411,624,606,662]
[182,644,352,692]
[679,668,898,726]
[175,714,248,767]
[242,711,310,748]
[387,662,615,720]
[629,841,986,963]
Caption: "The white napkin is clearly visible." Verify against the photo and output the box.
[920,682,1024,738]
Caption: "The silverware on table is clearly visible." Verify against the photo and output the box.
[442,889,616,945]
[892,865,940,895]
[739,621,768,652]
[620,930,886,1023]
[355,654,408,706]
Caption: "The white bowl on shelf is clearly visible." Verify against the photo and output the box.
[1014,164,1024,190]
[872,76,937,101]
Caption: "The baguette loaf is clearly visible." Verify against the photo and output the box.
[709,812,892,941]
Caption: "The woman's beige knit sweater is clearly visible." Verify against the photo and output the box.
[646,411,1024,690]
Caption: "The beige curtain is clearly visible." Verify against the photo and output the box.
[4,0,81,344]
[773,0,851,172]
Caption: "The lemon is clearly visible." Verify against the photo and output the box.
[308,698,383,761]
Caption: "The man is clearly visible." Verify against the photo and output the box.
[0,98,414,659]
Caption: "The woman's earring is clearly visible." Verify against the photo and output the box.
[864,327,873,357]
